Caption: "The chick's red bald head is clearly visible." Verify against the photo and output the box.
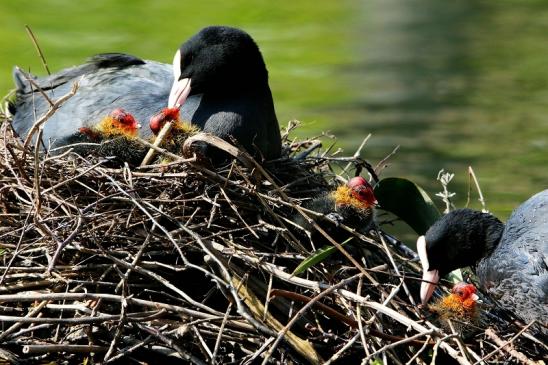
[150,107,181,135]
[109,108,138,128]
[348,176,377,206]
[452,282,479,301]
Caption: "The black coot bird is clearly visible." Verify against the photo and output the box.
[10,26,281,160]
[417,190,548,328]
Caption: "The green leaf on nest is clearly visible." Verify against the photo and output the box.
[292,237,352,275]
[374,177,440,235]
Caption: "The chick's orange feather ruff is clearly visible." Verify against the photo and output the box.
[438,293,477,316]
[431,282,479,324]
[331,185,374,211]
[95,115,139,138]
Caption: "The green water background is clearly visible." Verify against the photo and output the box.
[1,0,547,234]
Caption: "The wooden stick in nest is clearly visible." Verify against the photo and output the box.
[140,120,173,166]
[22,80,80,155]
[481,325,542,365]
[182,132,257,171]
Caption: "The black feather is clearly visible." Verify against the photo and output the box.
[425,208,503,277]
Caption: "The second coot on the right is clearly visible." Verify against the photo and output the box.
[417,190,548,330]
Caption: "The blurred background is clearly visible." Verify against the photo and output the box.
[1,0,547,226]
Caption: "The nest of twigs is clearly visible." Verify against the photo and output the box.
[0,110,546,364]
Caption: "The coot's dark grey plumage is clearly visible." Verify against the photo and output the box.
[10,26,281,160]
[417,191,548,328]
[11,54,169,147]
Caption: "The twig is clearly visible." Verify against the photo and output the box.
[478,325,540,365]
[220,187,259,239]
[47,214,83,273]
[19,73,55,107]
[341,134,371,175]
[447,319,473,363]
[0,311,164,324]
[270,289,433,346]
[136,323,208,365]
[0,300,48,341]
[378,231,418,309]
[325,333,360,365]
[23,344,108,354]
[262,275,363,364]
[212,303,232,361]
[0,292,229,322]
[225,274,323,363]
[467,166,488,212]
[374,145,400,175]
[25,25,50,75]
[191,325,214,361]
[22,80,79,153]
[355,277,371,356]
[406,334,433,365]
[140,120,173,166]
[361,329,436,364]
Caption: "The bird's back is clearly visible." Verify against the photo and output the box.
[11,53,172,149]
[478,190,548,327]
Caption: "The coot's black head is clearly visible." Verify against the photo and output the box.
[168,26,269,108]
[417,208,504,304]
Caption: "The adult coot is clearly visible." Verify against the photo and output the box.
[417,190,548,328]
[10,26,281,160]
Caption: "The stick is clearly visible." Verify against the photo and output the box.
[478,325,540,365]
[22,80,79,153]
[341,134,371,175]
[23,344,108,354]
[467,166,488,212]
[140,121,173,166]
[25,25,50,75]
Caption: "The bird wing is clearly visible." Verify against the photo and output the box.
[478,190,548,326]
[11,55,172,147]
[12,53,145,94]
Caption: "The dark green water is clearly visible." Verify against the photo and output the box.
[1,0,548,225]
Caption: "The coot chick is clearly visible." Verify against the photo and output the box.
[148,107,199,164]
[10,26,281,161]
[81,108,140,139]
[294,176,378,248]
[72,108,146,165]
[418,191,548,328]
[429,282,480,336]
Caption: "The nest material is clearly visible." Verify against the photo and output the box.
[0,113,546,364]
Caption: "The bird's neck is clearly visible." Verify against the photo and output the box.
[210,82,271,98]
[481,219,505,257]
